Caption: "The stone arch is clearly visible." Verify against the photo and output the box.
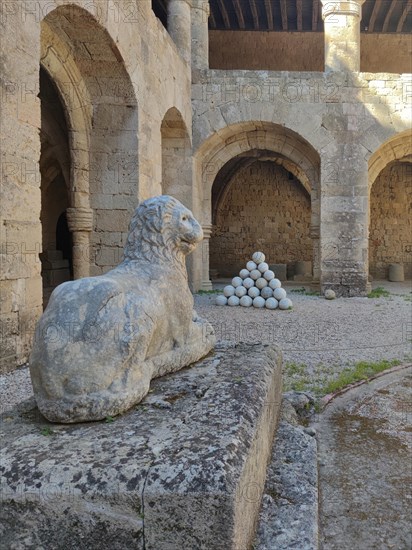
[368,131,412,279]
[194,122,320,288]
[40,5,138,280]
[161,107,192,208]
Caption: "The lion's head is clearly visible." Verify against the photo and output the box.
[124,195,203,266]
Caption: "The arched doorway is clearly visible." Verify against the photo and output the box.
[194,122,320,289]
[368,131,412,281]
[40,5,138,290]
[161,107,192,207]
[210,154,312,279]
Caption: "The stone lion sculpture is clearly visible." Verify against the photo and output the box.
[29,195,215,423]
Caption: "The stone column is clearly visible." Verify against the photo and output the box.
[167,0,192,64]
[66,207,93,280]
[191,0,210,70]
[321,0,366,72]
[201,224,213,290]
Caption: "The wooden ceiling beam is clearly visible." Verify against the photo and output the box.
[312,0,319,31]
[233,0,245,29]
[264,0,274,30]
[382,0,397,32]
[217,0,231,29]
[396,1,411,33]
[280,0,288,30]
[369,0,383,32]
[249,0,260,29]
[297,0,303,31]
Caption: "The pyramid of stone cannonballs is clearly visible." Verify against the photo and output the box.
[215,251,293,310]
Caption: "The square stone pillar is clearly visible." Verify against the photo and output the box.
[167,0,192,64]
[191,0,210,70]
[321,0,366,72]
[320,144,369,297]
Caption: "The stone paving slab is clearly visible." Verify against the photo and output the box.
[0,343,282,550]
[316,366,412,550]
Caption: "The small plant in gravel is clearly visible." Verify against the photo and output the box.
[284,362,306,376]
[290,287,319,296]
[196,289,220,295]
[40,427,54,436]
[367,287,391,298]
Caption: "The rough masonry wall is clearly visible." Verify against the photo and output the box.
[210,162,312,277]
[209,31,411,74]
[369,162,412,279]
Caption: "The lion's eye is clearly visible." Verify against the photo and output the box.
[182,216,188,221]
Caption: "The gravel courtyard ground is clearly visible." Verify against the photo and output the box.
[1,280,411,411]
[194,280,412,396]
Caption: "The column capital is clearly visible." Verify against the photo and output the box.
[66,207,93,233]
[202,224,213,238]
[321,0,365,19]
[167,0,193,7]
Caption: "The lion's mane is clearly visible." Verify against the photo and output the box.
[124,195,186,267]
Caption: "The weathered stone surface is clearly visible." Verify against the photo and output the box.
[255,402,318,550]
[1,343,283,550]
[29,196,215,423]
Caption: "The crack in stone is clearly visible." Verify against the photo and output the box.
[141,457,156,550]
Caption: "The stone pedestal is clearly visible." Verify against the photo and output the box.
[167,0,192,64]
[321,0,366,72]
[191,0,210,70]
[66,207,93,280]
[0,343,282,550]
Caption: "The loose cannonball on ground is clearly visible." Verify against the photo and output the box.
[215,295,228,306]
[324,289,336,300]
[250,269,261,280]
[260,286,273,299]
[243,277,255,289]
[273,287,287,301]
[263,270,275,281]
[223,285,236,297]
[279,298,293,310]
[246,261,257,271]
[239,269,250,279]
[228,295,240,306]
[256,277,268,290]
[269,278,282,290]
[265,297,278,309]
[240,295,253,307]
[232,276,243,288]
[258,262,269,273]
[252,251,265,264]
[253,296,265,308]
[235,286,247,298]
[248,286,260,299]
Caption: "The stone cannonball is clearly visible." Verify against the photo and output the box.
[265,297,279,310]
[228,295,240,307]
[239,269,250,279]
[215,295,228,306]
[273,287,287,301]
[279,298,293,310]
[240,295,253,307]
[269,278,282,290]
[250,269,261,280]
[253,296,265,308]
[232,276,243,288]
[235,286,247,298]
[243,277,255,289]
[223,285,236,297]
[248,286,260,299]
[258,262,269,273]
[256,277,268,290]
[260,286,273,299]
[324,289,336,300]
[263,270,275,281]
[246,261,257,271]
[252,251,265,264]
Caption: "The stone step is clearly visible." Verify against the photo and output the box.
[41,259,70,270]
[41,250,64,261]
[0,342,282,550]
